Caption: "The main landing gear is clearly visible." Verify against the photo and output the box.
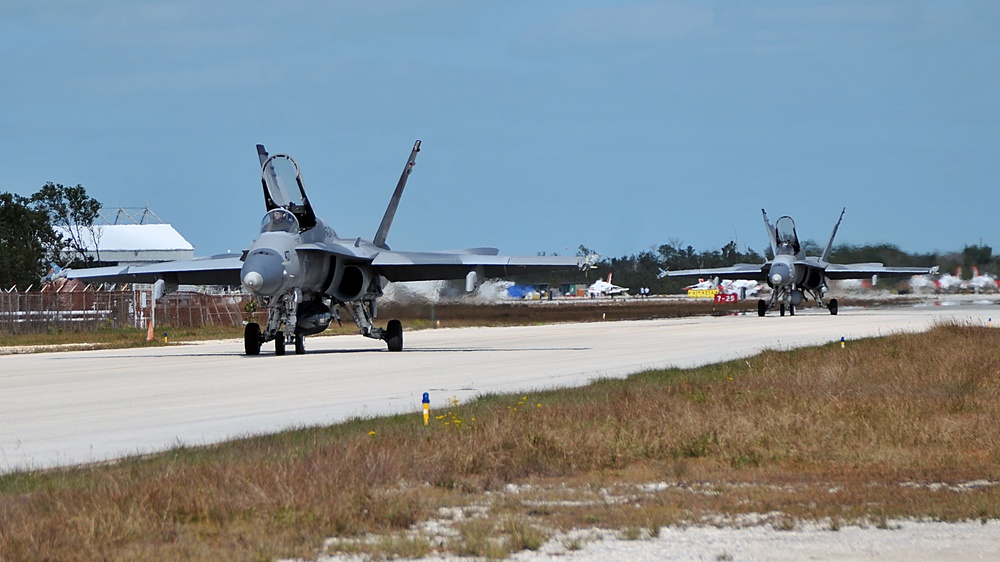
[385,319,403,352]
[756,296,840,316]
[245,322,262,355]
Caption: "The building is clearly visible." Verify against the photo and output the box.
[54,207,194,266]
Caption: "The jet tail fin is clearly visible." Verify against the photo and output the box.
[256,144,269,167]
[373,140,421,250]
[821,208,846,263]
[762,209,778,257]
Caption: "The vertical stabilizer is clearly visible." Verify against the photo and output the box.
[821,208,846,263]
[762,209,778,257]
[373,140,421,250]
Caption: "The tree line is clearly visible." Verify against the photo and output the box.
[1,182,995,295]
[0,184,102,290]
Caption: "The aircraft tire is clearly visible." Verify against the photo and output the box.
[275,334,286,356]
[789,304,795,316]
[294,333,306,355]
[244,323,262,356]
[829,298,839,316]
[386,319,403,352]
[757,299,767,317]
[779,303,786,317]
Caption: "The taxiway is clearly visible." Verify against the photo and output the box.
[1,302,995,472]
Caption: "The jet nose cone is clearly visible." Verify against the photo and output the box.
[241,250,285,295]
[243,271,264,291]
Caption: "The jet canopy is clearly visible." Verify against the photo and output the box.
[774,216,800,254]
[260,154,317,231]
[260,208,300,234]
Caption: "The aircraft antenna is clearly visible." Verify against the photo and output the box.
[373,140,421,250]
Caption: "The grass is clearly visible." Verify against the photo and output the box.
[2,322,998,560]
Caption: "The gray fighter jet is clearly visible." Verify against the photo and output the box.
[658,209,936,316]
[65,141,593,354]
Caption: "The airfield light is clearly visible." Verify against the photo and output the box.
[840,336,845,349]
[422,392,430,426]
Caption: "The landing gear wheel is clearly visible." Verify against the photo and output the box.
[779,303,786,317]
[829,298,839,316]
[244,323,262,356]
[294,333,306,355]
[789,304,795,316]
[275,334,286,356]
[757,299,767,317]
[385,319,403,352]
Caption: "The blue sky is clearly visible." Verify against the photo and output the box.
[2,1,997,260]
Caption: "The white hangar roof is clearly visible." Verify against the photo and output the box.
[55,224,195,265]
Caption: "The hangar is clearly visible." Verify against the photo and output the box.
[54,207,194,266]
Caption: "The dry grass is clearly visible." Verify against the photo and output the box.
[2,322,998,560]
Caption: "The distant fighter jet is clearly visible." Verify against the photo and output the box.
[659,209,936,316]
[65,141,593,354]
[586,273,629,297]
[935,266,965,293]
[968,266,1000,293]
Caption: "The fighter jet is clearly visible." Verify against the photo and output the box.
[586,273,629,297]
[659,209,936,316]
[64,141,594,354]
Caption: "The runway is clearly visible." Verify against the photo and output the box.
[1,301,995,473]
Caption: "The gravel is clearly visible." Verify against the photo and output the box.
[314,519,1000,561]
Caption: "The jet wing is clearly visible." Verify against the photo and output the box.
[64,255,244,286]
[372,251,583,282]
[659,263,769,281]
[823,263,936,280]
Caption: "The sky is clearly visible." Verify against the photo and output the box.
[2,1,998,261]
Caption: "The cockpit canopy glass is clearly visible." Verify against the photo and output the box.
[261,155,305,209]
[260,208,300,234]
[774,216,800,254]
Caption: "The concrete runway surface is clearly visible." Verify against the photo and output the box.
[1,301,995,473]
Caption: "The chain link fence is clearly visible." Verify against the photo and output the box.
[0,286,247,334]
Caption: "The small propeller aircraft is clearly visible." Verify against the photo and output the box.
[65,141,593,354]
[659,209,936,316]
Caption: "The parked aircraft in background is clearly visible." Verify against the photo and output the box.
[65,141,591,355]
[722,279,765,299]
[968,266,1000,293]
[907,273,937,293]
[679,277,764,299]
[587,273,629,297]
[683,278,718,291]
[659,208,936,316]
[935,267,965,292]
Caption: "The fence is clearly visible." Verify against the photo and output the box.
[0,286,247,334]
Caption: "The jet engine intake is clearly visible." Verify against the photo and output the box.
[325,260,372,302]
